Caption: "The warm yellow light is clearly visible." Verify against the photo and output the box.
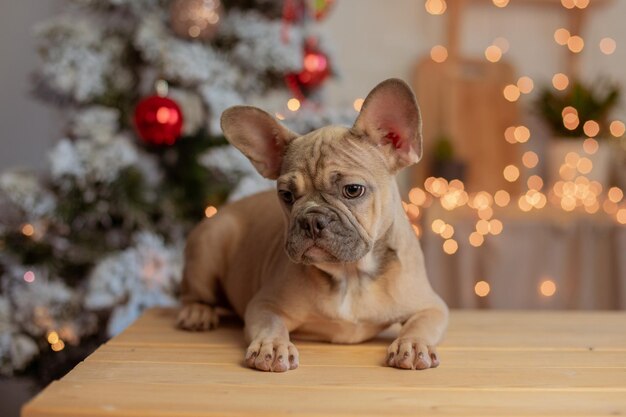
[408,187,428,206]
[503,165,520,182]
[494,190,510,207]
[575,0,589,8]
[425,0,447,15]
[562,106,578,118]
[560,196,577,211]
[21,224,35,237]
[561,0,575,10]
[473,192,493,210]
[582,120,600,137]
[517,76,534,94]
[617,209,626,224]
[552,73,570,91]
[567,35,584,53]
[582,138,599,155]
[504,126,517,144]
[431,219,446,234]
[412,224,421,237]
[492,0,509,7]
[441,224,454,239]
[503,84,520,102]
[449,179,465,191]
[518,195,533,212]
[443,239,458,255]
[513,126,531,143]
[204,206,218,218]
[610,120,625,137]
[474,281,491,297]
[430,45,448,63]
[469,232,484,247]
[287,98,301,112]
[522,151,539,168]
[476,219,490,235]
[47,331,59,345]
[405,204,420,220]
[353,98,364,112]
[485,45,502,63]
[563,113,580,131]
[51,340,65,352]
[577,157,593,174]
[565,152,580,168]
[608,187,624,203]
[275,112,285,121]
[527,175,544,191]
[599,37,617,55]
[554,28,571,46]
[540,280,557,297]
[488,219,503,235]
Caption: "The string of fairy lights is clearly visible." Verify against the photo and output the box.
[407,0,626,299]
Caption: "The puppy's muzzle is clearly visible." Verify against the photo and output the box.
[298,210,333,240]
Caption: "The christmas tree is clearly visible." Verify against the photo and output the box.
[0,0,348,381]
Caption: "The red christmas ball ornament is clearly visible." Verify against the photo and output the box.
[286,42,331,98]
[133,95,184,145]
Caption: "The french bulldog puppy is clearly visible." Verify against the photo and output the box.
[177,79,448,372]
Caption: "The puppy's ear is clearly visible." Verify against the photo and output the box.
[353,78,423,171]
[221,106,299,179]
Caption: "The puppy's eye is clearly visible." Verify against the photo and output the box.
[278,190,295,204]
[342,184,366,199]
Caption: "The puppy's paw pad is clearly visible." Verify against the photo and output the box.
[245,339,299,372]
[176,303,219,331]
[386,338,439,370]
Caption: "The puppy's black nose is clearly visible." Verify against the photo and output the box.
[299,213,329,239]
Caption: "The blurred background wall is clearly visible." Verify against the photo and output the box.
[2,0,626,170]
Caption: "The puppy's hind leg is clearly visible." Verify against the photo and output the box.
[177,218,229,331]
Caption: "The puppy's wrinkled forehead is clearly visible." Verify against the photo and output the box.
[281,126,388,183]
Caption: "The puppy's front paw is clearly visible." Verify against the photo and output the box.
[245,339,299,372]
[176,303,219,331]
[386,338,440,370]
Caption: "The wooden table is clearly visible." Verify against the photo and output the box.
[23,308,626,416]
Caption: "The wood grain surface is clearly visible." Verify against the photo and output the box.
[22,308,626,417]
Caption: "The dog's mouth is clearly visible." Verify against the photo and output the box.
[301,243,338,264]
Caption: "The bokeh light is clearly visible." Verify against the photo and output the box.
[430,45,448,63]
[474,281,491,297]
[610,120,625,137]
[540,279,557,297]
[204,206,218,218]
[503,165,520,182]
[425,0,447,15]
[494,190,510,207]
[599,37,616,55]
[582,120,599,137]
[522,151,539,168]
[580,138,597,155]
[517,76,534,94]
[287,98,301,112]
[503,84,521,102]
[567,35,584,53]
[443,239,458,255]
[485,45,503,62]
[552,73,569,91]
[353,98,364,112]
[554,28,570,45]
